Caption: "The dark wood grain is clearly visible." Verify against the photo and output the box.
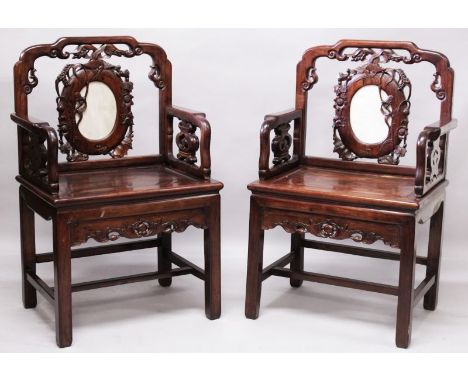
[246,39,455,348]
[12,36,223,348]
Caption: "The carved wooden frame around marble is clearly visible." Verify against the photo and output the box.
[332,56,412,165]
[55,56,135,162]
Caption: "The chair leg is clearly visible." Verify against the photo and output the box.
[204,196,221,320]
[158,232,172,287]
[245,197,264,319]
[53,216,72,348]
[424,202,444,311]
[290,233,304,287]
[19,192,37,309]
[396,220,416,349]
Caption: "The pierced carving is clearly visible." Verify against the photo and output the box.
[148,64,166,89]
[176,120,199,164]
[263,214,399,248]
[271,123,292,165]
[22,42,166,94]
[302,47,443,104]
[24,68,38,94]
[71,43,144,60]
[332,57,411,165]
[431,72,447,100]
[301,67,318,91]
[426,136,445,185]
[23,132,48,184]
[55,57,134,162]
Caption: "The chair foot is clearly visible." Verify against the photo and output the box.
[245,310,259,320]
[158,278,172,287]
[56,334,73,348]
[395,336,410,349]
[205,310,221,320]
[290,279,303,288]
[23,298,37,309]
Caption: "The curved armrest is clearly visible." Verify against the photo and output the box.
[166,105,211,179]
[11,113,59,193]
[415,119,457,197]
[259,108,302,179]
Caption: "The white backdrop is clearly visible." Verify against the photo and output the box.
[0,29,467,352]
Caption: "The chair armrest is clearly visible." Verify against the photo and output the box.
[415,119,457,197]
[166,105,211,179]
[11,113,59,193]
[259,108,302,179]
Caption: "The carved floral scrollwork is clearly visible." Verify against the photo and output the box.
[332,58,412,165]
[426,136,444,184]
[23,68,38,94]
[302,47,444,102]
[23,132,48,184]
[148,64,166,89]
[263,215,399,248]
[55,58,134,162]
[22,42,166,94]
[430,72,446,101]
[70,216,208,246]
[271,123,292,165]
[176,120,200,164]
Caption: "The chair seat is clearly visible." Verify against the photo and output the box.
[49,164,223,206]
[248,165,430,210]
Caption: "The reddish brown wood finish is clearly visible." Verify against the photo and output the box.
[12,37,223,348]
[245,40,456,348]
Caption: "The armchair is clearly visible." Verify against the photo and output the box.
[12,36,222,347]
[245,40,456,348]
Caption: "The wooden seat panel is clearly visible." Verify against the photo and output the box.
[248,165,420,210]
[57,164,223,205]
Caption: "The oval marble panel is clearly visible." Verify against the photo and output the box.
[350,85,389,144]
[76,81,117,140]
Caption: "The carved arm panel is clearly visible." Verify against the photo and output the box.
[166,105,212,179]
[415,120,457,197]
[259,108,302,179]
[11,114,59,193]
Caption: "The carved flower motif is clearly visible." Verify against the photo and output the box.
[132,221,152,237]
[318,221,339,238]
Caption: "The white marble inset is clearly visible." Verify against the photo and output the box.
[76,81,117,140]
[350,85,389,144]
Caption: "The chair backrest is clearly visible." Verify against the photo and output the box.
[14,36,172,169]
[295,40,454,168]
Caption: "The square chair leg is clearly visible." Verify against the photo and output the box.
[204,196,221,319]
[245,197,264,319]
[19,192,37,309]
[53,217,72,348]
[396,220,417,349]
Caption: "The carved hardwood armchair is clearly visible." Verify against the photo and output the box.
[245,40,456,348]
[12,36,222,347]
